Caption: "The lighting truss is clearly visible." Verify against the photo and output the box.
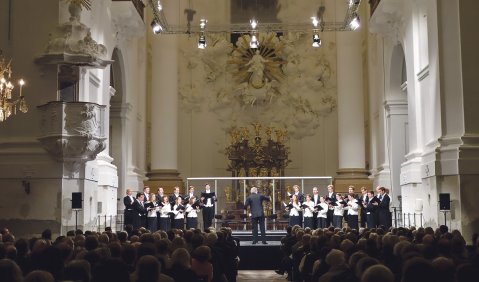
[147,0,362,35]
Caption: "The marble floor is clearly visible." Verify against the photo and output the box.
[237,270,287,282]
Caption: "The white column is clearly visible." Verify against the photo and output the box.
[150,34,179,171]
[336,31,367,175]
[384,101,408,207]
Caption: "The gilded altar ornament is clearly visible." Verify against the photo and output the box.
[275,129,284,143]
[241,127,250,140]
[230,129,240,144]
[238,167,246,177]
[226,123,291,177]
[224,186,233,202]
[259,167,269,177]
[252,122,262,137]
[286,185,292,195]
[276,190,282,202]
[265,127,273,140]
[271,167,279,177]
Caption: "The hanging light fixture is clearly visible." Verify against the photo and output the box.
[198,19,207,49]
[311,17,321,48]
[350,13,360,30]
[0,53,28,122]
[312,33,321,48]
[249,19,259,49]
[151,19,163,34]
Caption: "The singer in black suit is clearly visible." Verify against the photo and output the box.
[183,186,197,204]
[326,185,336,227]
[201,183,216,231]
[133,193,147,229]
[244,187,270,244]
[359,187,369,228]
[123,188,135,229]
[377,187,391,230]
[365,191,378,228]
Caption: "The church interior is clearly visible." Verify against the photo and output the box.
[1,0,479,276]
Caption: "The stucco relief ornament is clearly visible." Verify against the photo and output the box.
[35,0,112,68]
[229,32,285,107]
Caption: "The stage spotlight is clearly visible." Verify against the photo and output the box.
[312,33,321,47]
[151,19,163,34]
[250,19,258,29]
[198,19,207,49]
[198,34,206,49]
[250,34,259,49]
[350,13,360,30]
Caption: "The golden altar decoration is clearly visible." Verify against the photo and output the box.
[225,123,291,216]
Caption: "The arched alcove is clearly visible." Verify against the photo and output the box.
[384,44,408,209]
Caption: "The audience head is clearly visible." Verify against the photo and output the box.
[134,255,160,282]
[432,257,455,282]
[63,259,91,282]
[171,248,191,269]
[192,245,212,262]
[91,258,129,282]
[361,264,394,282]
[402,257,435,282]
[356,256,380,278]
[325,249,346,267]
[0,259,23,282]
[23,270,54,282]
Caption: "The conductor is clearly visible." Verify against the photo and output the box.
[244,186,270,244]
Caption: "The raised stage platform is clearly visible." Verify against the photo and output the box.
[234,230,285,270]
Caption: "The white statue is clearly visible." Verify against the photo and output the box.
[246,50,269,88]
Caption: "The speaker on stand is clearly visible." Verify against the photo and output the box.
[71,192,83,230]
[438,193,451,227]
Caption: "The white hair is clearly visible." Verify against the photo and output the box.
[250,187,258,194]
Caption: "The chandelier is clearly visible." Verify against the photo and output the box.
[0,53,28,122]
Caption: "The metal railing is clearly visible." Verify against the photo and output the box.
[96,214,124,232]
[391,206,423,228]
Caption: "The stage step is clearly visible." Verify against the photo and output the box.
[232,230,286,242]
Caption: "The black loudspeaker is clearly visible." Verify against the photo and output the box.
[439,193,451,211]
[72,192,83,209]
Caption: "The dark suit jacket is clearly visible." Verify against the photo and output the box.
[169,194,182,206]
[200,191,216,206]
[292,192,304,203]
[244,193,270,218]
[133,200,147,216]
[123,196,134,210]
[327,192,337,204]
[378,194,390,210]
[183,193,197,204]
[378,194,391,228]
